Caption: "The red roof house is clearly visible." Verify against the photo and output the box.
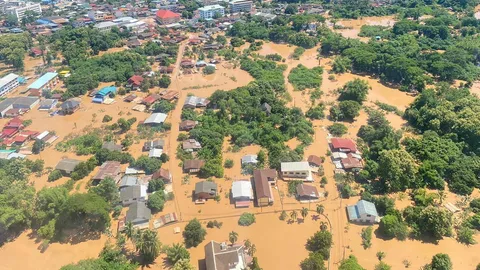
[127,75,144,88]
[31,47,43,57]
[330,138,358,153]
[5,118,23,129]
[156,10,181,25]
[142,94,161,106]
[341,154,363,170]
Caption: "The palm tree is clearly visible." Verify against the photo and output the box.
[135,229,161,264]
[166,243,190,265]
[316,204,325,215]
[249,243,257,256]
[124,221,134,240]
[301,207,309,220]
[376,251,386,261]
[244,239,252,250]
[229,231,238,246]
[320,221,328,231]
[290,210,298,222]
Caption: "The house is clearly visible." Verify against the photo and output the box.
[127,39,142,48]
[203,43,223,50]
[341,154,363,172]
[144,113,167,125]
[0,97,40,117]
[183,139,202,152]
[55,158,81,176]
[149,148,163,158]
[0,117,23,138]
[127,75,144,89]
[30,47,43,57]
[331,152,348,160]
[126,201,151,229]
[142,94,161,106]
[241,155,258,166]
[261,102,271,115]
[204,241,248,270]
[183,159,205,173]
[61,99,80,114]
[120,185,148,206]
[330,138,358,153]
[0,73,19,97]
[156,9,181,24]
[195,181,217,200]
[124,94,137,102]
[253,169,276,207]
[93,86,116,103]
[280,161,313,181]
[119,175,141,190]
[179,120,197,131]
[189,38,202,45]
[38,99,57,111]
[152,168,172,183]
[180,59,195,68]
[296,184,321,202]
[347,200,379,223]
[143,139,165,151]
[183,96,209,109]
[92,161,122,183]
[102,141,123,152]
[160,90,179,101]
[307,155,322,168]
[232,180,253,208]
[27,72,58,91]
[94,21,118,32]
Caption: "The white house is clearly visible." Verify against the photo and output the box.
[347,200,379,223]
[280,161,313,181]
[231,180,253,208]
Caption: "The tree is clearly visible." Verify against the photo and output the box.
[316,204,325,215]
[339,255,365,270]
[158,75,171,88]
[280,210,287,221]
[300,252,326,270]
[147,192,165,212]
[377,149,418,192]
[148,179,165,193]
[338,100,362,121]
[290,210,298,222]
[89,177,119,204]
[338,79,370,104]
[124,222,134,240]
[229,231,238,245]
[135,229,161,263]
[172,259,195,270]
[166,243,190,265]
[301,207,309,220]
[378,214,408,240]
[328,123,348,136]
[306,230,332,259]
[428,253,452,270]
[238,213,256,226]
[285,4,298,14]
[224,159,234,168]
[183,219,206,247]
[230,37,245,47]
[376,251,385,261]
[32,140,45,154]
[375,262,391,270]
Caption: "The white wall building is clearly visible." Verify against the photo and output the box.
[94,21,118,32]
[199,4,225,19]
[0,73,19,97]
[280,161,313,181]
[7,3,41,21]
[230,0,252,13]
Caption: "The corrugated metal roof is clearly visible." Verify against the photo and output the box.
[280,161,310,172]
[28,72,57,90]
[357,200,378,216]
[232,181,253,199]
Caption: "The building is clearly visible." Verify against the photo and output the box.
[296,184,320,202]
[183,139,202,152]
[124,20,147,33]
[142,94,161,106]
[93,86,116,103]
[93,21,118,32]
[183,96,209,109]
[230,0,253,13]
[0,117,23,138]
[38,99,57,111]
[307,155,322,168]
[156,10,181,25]
[232,180,253,208]
[330,138,358,153]
[143,139,165,151]
[92,161,122,183]
[0,97,40,117]
[7,3,42,21]
[204,241,248,270]
[183,159,205,173]
[119,175,141,190]
[0,73,19,97]
[179,120,197,131]
[241,155,258,166]
[144,113,167,125]
[127,75,144,90]
[55,158,81,176]
[126,201,151,229]
[27,72,58,91]
[149,148,163,158]
[102,141,123,152]
[347,200,379,223]
[341,154,363,172]
[199,5,225,20]
[61,99,80,114]
[120,185,148,206]
[253,169,276,207]
[195,181,217,200]
[152,168,172,183]
[280,161,313,181]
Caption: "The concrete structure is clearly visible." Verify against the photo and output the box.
[280,161,313,181]
[230,0,253,13]
[204,241,248,270]
[232,180,253,208]
[183,96,209,108]
[119,175,140,190]
[27,72,58,91]
[94,21,118,32]
[253,169,276,207]
[347,200,379,223]
[241,154,257,166]
[195,181,217,200]
[126,201,151,228]
[199,5,225,20]
[7,3,42,21]
[156,9,181,24]
[149,148,163,158]
[0,97,39,117]
[0,73,19,97]
[55,158,81,175]
[143,139,165,151]
[120,185,148,206]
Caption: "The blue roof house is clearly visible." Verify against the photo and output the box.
[347,200,379,223]
[28,72,58,91]
[93,86,116,103]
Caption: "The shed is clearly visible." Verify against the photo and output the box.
[38,99,57,111]
[149,148,163,158]
[307,155,322,167]
[152,168,172,183]
[92,161,121,182]
[241,155,258,166]
[183,159,205,173]
[179,120,197,131]
[143,139,164,151]
[61,99,80,114]
[182,139,202,152]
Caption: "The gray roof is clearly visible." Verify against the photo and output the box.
[184,96,208,107]
[0,97,39,113]
[102,141,123,151]
[241,155,257,164]
[120,185,146,201]
[61,99,80,110]
[38,99,57,108]
[205,241,247,270]
[119,175,139,187]
[0,73,18,89]
[55,158,81,173]
[126,201,151,223]
[195,181,217,195]
[144,113,167,124]
[347,200,378,220]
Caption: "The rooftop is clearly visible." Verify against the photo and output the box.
[232,180,253,199]
[94,21,118,28]
[199,4,225,11]
[0,73,19,89]
[144,113,167,124]
[280,161,310,172]
[156,9,180,19]
[126,201,151,223]
[120,185,147,201]
[93,161,121,180]
[27,72,58,90]
[205,241,247,270]
[330,137,357,152]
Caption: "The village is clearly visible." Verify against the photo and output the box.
[0,0,479,270]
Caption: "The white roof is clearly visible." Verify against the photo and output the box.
[94,21,118,29]
[333,160,343,169]
[280,161,310,172]
[125,167,145,175]
[232,181,253,199]
[36,131,49,140]
[350,153,362,159]
[241,154,257,164]
[149,148,163,158]
[7,153,26,159]
[0,73,18,89]
[332,152,348,159]
[144,113,167,124]
[199,4,224,11]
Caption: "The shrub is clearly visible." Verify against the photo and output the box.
[288,64,323,91]
[147,192,165,212]
[183,219,207,248]
[206,220,223,229]
[224,159,234,168]
[48,169,63,182]
[102,115,113,122]
[361,226,372,249]
[238,213,255,226]
[148,179,165,193]
[327,123,348,136]
[203,66,216,75]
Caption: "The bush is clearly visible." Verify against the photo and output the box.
[102,115,113,122]
[306,230,332,259]
[48,169,63,182]
[147,192,165,212]
[328,123,348,136]
[148,179,165,193]
[159,75,171,88]
[470,198,480,213]
[203,66,216,75]
[224,159,234,168]
[238,213,255,226]
[288,64,323,91]
[306,104,325,119]
[206,220,223,229]
[361,226,372,249]
[113,205,122,218]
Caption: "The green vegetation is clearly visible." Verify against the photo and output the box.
[238,213,256,226]
[359,25,393,39]
[374,101,404,116]
[423,253,452,270]
[203,66,216,75]
[0,33,32,70]
[339,255,365,270]
[61,244,137,270]
[288,64,323,91]
[183,219,206,248]
[148,179,165,193]
[306,103,326,120]
[306,230,332,259]
[165,243,190,266]
[147,192,166,212]
[328,123,348,136]
[361,226,372,249]
[292,47,305,60]
[300,252,326,270]
[154,100,176,113]
[338,79,370,104]
[206,220,223,229]
[48,169,63,182]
